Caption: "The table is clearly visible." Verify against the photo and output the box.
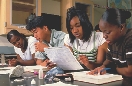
[0,73,122,86]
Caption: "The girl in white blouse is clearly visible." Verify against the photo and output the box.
[7,30,38,66]
[64,6,108,70]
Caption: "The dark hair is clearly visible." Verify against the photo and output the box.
[66,6,93,43]
[101,8,131,27]
[94,24,101,32]
[26,16,51,31]
[7,30,26,42]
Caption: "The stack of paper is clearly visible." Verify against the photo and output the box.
[40,81,78,86]
[70,71,123,84]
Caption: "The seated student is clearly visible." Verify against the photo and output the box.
[7,30,37,66]
[94,24,102,32]
[64,6,108,70]
[26,16,66,69]
[88,8,132,86]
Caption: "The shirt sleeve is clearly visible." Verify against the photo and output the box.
[96,32,106,46]
[14,46,18,54]
[28,37,38,54]
[35,51,48,60]
[125,36,132,65]
[56,32,66,47]
[64,34,72,46]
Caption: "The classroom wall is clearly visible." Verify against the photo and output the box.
[41,0,60,16]
[91,0,107,28]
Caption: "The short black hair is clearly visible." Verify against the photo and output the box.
[66,6,93,43]
[101,8,131,27]
[26,16,51,31]
[7,30,26,42]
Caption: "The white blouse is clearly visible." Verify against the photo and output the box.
[64,32,106,53]
[14,36,38,60]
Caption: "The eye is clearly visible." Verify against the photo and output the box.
[75,23,81,27]
[106,32,110,34]
[12,42,16,45]
[16,38,20,41]
[70,27,73,30]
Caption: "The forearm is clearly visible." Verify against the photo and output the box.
[116,67,132,77]
[18,59,36,66]
[86,61,103,70]
[86,59,111,70]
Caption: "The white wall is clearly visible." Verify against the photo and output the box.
[41,0,60,16]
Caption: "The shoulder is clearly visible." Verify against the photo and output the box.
[27,36,38,44]
[124,29,132,47]
[52,29,66,39]
[65,34,70,39]
[94,31,103,36]
[91,31,103,39]
[64,34,70,42]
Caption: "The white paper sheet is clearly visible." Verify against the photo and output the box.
[44,47,83,70]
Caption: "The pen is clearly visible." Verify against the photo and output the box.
[101,68,111,72]
[98,68,111,75]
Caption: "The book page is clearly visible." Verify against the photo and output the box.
[44,47,83,70]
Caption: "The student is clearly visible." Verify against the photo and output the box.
[7,30,37,66]
[26,16,66,69]
[64,6,108,70]
[94,24,102,32]
[88,8,132,86]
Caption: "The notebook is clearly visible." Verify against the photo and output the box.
[70,71,122,84]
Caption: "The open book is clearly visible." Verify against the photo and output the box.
[70,71,122,84]
[44,47,83,70]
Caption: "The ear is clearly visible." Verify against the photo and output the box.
[120,24,125,32]
[43,26,48,31]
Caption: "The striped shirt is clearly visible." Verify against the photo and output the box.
[106,29,132,85]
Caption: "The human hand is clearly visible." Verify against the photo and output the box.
[35,42,49,52]
[46,61,57,70]
[8,58,18,66]
[87,66,106,75]
[78,55,89,67]
[40,59,49,66]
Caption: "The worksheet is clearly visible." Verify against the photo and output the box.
[44,47,83,70]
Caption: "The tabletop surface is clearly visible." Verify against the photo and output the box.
[0,73,122,86]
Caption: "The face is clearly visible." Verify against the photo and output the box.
[31,26,48,42]
[99,19,123,45]
[70,16,83,39]
[10,35,24,48]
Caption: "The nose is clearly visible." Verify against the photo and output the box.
[34,33,37,39]
[15,42,20,47]
[72,27,78,33]
[103,34,108,39]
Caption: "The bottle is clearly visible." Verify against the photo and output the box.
[1,54,5,65]
[39,68,44,79]
[31,79,36,86]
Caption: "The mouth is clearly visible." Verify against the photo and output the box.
[74,34,80,38]
[106,40,111,44]
[18,44,22,48]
